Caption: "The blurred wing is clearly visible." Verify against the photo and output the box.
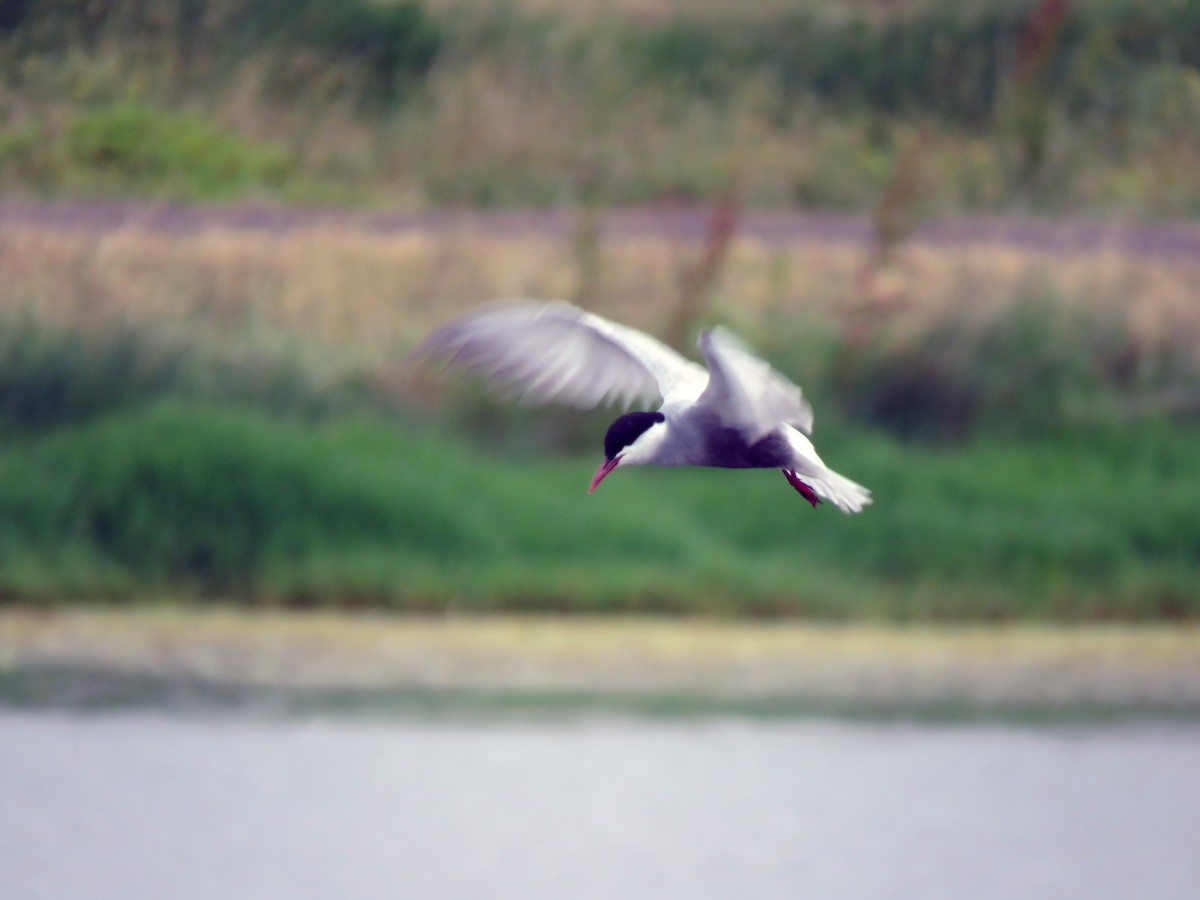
[695,326,814,441]
[414,300,707,409]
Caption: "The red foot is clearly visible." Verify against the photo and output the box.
[782,469,821,507]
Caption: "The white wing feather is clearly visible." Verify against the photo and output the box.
[695,326,814,441]
[415,301,708,409]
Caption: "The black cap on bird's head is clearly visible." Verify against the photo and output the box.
[589,411,665,493]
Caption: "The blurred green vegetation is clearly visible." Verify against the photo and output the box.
[790,290,1200,442]
[0,316,380,430]
[2,0,1200,211]
[66,103,290,198]
[0,313,1196,619]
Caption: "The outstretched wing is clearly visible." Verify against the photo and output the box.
[694,326,814,441]
[414,300,708,409]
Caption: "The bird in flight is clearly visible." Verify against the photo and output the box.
[416,301,871,513]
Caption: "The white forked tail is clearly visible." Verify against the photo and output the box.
[783,426,872,514]
[807,467,873,514]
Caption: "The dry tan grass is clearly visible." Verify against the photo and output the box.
[2,217,1198,375]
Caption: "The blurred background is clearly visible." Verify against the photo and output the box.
[1,1,1199,897]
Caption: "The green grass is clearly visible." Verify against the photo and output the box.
[1,399,1196,619]
[67,104,290,199]
[0,301,1195,619]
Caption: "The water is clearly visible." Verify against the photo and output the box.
[2,712,1198,899]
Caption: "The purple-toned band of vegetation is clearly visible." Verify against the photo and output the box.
[2,200,1198,260]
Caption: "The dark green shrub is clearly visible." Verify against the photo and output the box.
[618,2,1200,126]
[0,317,372,431]
[827,289,1195,442]
[294,0,443,102]
[0,0,33,35]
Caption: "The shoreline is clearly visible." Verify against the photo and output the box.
[3,608,1198,720]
